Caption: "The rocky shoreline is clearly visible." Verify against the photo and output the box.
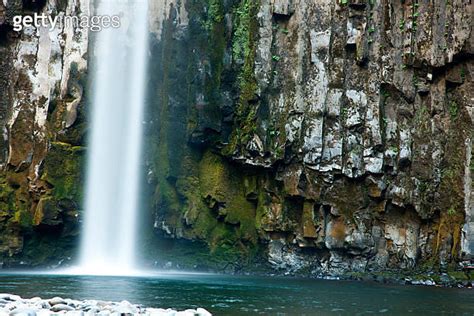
[0,294,212,316]
[146,258,474,289]
[333,270,473,288]
[265,269,473,289]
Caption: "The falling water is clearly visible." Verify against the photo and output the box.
[78,0,149,275]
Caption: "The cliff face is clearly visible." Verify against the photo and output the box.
[0,0,87,266]
[0,0,473,277]
[147,0,474,275]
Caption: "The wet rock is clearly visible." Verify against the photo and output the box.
[325,218,347,250]
[411,279,435,286]
[33,197,63,227]
[268,239,307,272]
[366,176,386,198]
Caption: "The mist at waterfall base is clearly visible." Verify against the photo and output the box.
[73,0,149,275]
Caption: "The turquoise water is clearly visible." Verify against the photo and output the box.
[0,273,473,315]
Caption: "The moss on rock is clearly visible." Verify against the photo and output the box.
[198,151,257,243]
[41,141,84,202]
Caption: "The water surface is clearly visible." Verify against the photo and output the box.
[0,273,472,315]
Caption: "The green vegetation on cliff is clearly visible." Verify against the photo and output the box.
[224,0,260,156]
[41,142,84,202]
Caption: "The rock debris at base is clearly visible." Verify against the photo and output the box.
[0,294,212,316]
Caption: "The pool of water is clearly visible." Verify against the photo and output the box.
[0,272,472,315]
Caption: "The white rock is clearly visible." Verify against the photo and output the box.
[84,307,100,314]
[10,308,37,316]
[49,297,67,306]
[28,297,42,303]
[50,303,74,312]
[0,294,208,316]
[196,308,212,316]
[34,301,51,309]
[2,294,21,301]
[145,308,174,316]
[113,305,136,315]
[37,310,54,316]
[175,311,195,316]
[65,312,84,316]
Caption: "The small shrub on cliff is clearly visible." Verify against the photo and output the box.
[447,207,456,216]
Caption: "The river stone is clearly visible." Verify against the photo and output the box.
[196,308,212,316]
[2,302,16,311]
[113,305,135,315]
[176,310,198,316]
[0,294,21,301]
[10,308,37,316]
[28,298,42,303]
[146,308,174,316]
[0,294,211,316]
[50,303,75,312]
[66,301,77,308]
[34,301,51,310]
[115,300,137,313]
[83,306,100,313]
[64,312,84,316]
[49,297,67,306]
[96,300,111,308]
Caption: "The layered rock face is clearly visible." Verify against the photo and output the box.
[0,0,87,266]
[148,0,474,274]
[0,0,473,276]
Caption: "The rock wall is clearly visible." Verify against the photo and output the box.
[147,0,474,275]
[0,0,87,266]
[0,0,472,277]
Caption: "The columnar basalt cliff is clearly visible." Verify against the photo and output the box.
[0,0,88,266]
[0,0,473,281]
[146,0,474,277]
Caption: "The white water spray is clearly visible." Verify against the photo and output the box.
[78,0,149,275]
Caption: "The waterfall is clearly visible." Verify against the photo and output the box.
[78,0,149,275]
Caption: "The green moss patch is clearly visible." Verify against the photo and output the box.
[41,142,84,202]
